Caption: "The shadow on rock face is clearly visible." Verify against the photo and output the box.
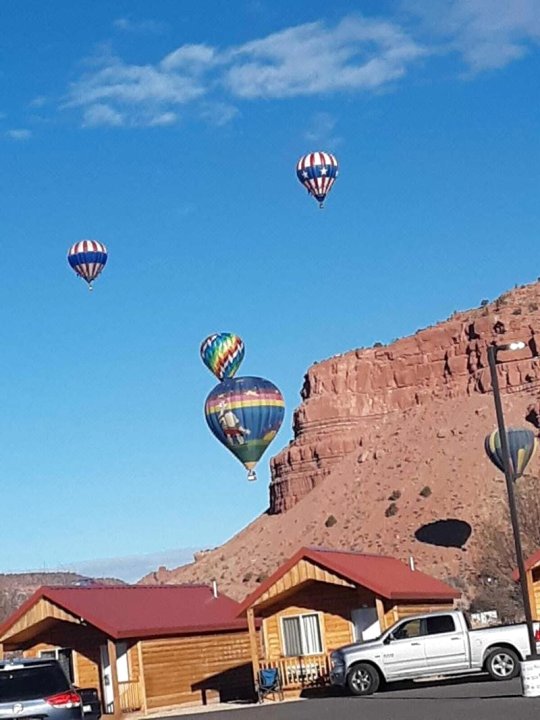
[414,519,472,550]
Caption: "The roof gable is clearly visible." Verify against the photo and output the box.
[252,557,355,609]
[238,546,459,614]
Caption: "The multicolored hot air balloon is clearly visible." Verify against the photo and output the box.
[485,427,537,479]
[296,151,339,208]
[204,376,285,481]
[200,333,245,381]
[67,240,108,291]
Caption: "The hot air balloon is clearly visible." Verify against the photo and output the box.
[67,240,108,291]
[200,333,245,381]
[485,427,537,479]
[204,376,285,481]
[296,151,339,208]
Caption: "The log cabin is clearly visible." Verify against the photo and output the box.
[0,584,258,714]
[238,546,460,695]
[512,549,540,620]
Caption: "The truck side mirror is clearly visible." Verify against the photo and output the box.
[383,634,393,645]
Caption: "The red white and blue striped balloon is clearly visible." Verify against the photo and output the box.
[296,151,339,208]
[67,240,108,290]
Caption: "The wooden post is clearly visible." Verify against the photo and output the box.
[247,608,260,686]
[527,570,537,621]
[107,639,121,719]
[136,642,147,715]
[375,597,386,630]
[0,643,4,661]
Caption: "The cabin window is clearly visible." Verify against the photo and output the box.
[281,613,323,656]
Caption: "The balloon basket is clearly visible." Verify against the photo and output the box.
[247,470,257,482]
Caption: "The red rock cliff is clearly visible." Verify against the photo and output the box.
[270,285,540,513]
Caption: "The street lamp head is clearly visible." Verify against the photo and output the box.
[508,341,526,351]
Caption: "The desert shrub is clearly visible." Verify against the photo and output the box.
[325,514,338,528]
[388,489,402,501]
[385,503,398,517]
[419,486,432,498]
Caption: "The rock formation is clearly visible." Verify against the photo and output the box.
[141,282,540,609]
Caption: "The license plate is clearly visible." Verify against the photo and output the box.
[83,706,92,712]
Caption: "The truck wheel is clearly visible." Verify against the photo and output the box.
[485,647,520,680]
[347,663,380,696]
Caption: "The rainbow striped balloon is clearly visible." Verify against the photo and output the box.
[200,333,245,381]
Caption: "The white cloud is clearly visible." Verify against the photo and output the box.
[32,547,199,584]
[113,17,166,35]
[304,112,342,148]
[6,128,32,140]
[66,15,424,128]
[64,7,540,129]
[199,101,239,126]
[148,111,178,126]
[83,103,124,127]
[161,44,217,71]
[225,16,425,98]
[29,95,47,108]
[405,0,540,72]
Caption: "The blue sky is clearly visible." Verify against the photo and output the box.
[1,0,539,579]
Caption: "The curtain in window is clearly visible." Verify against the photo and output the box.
[282,617,302,656]
[302,614,323,654]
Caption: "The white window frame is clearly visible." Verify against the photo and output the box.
[280,612,324,657]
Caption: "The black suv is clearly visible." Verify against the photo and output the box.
[0,658,84,720]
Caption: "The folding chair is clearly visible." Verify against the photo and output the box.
[256,667,284,703]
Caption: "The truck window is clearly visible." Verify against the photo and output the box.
[425,615,455,635]
[393,618,423,640]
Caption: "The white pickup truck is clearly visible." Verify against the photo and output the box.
[330,609,539,696]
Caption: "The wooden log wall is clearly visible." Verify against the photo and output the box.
[260,583,373,659]
[141,630,255,710]
[24,640,101,690]
[529,568,540,620]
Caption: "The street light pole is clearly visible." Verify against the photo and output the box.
[487,343,538,659]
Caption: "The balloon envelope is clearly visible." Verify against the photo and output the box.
[485,427,537,479]
[204,376,285,475]
[296,151,338,207]
[200,333,245,380]
[68,240,108,287]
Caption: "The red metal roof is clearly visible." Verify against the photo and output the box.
[238,546,460,613]
[0,585,250,641]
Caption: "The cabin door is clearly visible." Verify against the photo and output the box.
[100,642,129,713]
[351,607,380,641]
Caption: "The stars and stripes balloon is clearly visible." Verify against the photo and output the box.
[200,333,245,381]
[204,376,285,481]
[67,240,108,291]
[296,151,339,208]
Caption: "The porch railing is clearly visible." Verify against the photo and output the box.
[260,654,330,689]
[118,680,142,712]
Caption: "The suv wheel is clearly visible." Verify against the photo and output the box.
[347,663,380,696]
[485,647,520,680]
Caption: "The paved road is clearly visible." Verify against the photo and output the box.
[164,676,540,720]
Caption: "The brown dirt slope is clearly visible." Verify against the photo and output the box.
[141,282,540,605]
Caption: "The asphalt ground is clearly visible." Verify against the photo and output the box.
[161,675,540,720]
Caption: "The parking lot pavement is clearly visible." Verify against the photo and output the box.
[159,677,540,720]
